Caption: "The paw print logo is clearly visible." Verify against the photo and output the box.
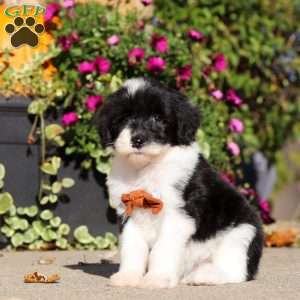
[5,17,44,48]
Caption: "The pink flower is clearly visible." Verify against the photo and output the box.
[95,56,111,74]
[59,32,79,51]
[77,61,96,74]
[63,0,75,8]
[229,118,244,134]
[128,48,145,65]
[213,53,228,72]
[85,95,103,112]
[177,64,192,81]
[147,56,166,73]
[226,89,243,106]
[210,89,223,100]
[62,112,79,126]
[141,0,152,6]
[151,34,169,53]
[107,35,120,46]
[227,141,240,156]
[220,172,235,186]
[44,3,61,23]
[259,199,271,214]
[187,29,205,41]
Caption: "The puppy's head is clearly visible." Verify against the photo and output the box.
[95,78,200,168]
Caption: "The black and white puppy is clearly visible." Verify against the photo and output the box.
[95,78,263,288]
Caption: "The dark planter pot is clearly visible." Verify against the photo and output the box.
[0,96,117,246]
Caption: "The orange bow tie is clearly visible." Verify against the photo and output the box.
[121,189,163,216]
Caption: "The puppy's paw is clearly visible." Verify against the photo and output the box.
[110,271,142,287]
[139,272,177,289]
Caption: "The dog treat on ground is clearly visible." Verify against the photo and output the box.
[265,229,298,247]
[24,272,60,283]
[121,189,163,216]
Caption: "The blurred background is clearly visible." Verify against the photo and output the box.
[0,0,299,250]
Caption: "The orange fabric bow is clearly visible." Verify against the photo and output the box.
[121,189,163,216]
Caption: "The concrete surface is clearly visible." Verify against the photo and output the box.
[0,248,300,300]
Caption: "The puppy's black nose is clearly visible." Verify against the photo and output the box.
[132,135,145,149]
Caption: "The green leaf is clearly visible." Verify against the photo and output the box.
[11,233,24,248]
[52,156,61,170]
[50,216,61,228]
[0,192,14,215]
[40,162,57,175]
[105,232,118,244]
[58,224,70,236]
[1,225,14,237]
[0,180,4,189]
[40,196,49,205]
[10,218,29,231]
[40,210,53,221]
[24,206,39,217]
[41,229,57,242]
[28,100,47,115]
[8,205,16,217]
[32,220,45,236]
[23,228,38,244]
[74,225,94,244]
[0,164,5,180]
[45,124,65,140]
[94,236,110,249]
[40,156,61,175]
[49,194,58,204]
[56,237,68,249]
[52,182,62,194]
[17,207,25,215]
[62,178,75,188]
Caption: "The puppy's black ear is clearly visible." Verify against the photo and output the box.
[94,87,129,148]
[94,102,113,148]
[172,92,201,145]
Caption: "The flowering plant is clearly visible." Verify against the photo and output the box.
[2,0,299,229]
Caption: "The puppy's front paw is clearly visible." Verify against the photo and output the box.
[110,271,142,287]
[139,272,178,289]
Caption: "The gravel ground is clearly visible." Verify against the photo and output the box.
[0,248,300,300]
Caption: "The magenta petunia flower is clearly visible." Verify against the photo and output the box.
[210,89,223,100]
[85,95,103,112]
[44,3,61,23]
[62,112,79,126]
[94,56,111,74]
[63,0,75,8]
[147,56,166,73]
[213,53,228,72]
[151,34,169,53]
[227,141,240,156]
[141,0,152,6]
[226,89,243,106]
[128,48,145,66]
[59,32,79,51]
[107,35,120,46]
[229,118,244,134]
[77,61,96,74]
[177,64,192,81]
[187,29,205,41]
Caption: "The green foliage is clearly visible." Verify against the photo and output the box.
[0,162,116,250]
[155,0,300,162]
[74,225,117,250]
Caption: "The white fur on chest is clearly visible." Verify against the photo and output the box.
[107,143,199,245]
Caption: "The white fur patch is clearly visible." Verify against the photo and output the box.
[124,78,147,96]
[182,224,256,285]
